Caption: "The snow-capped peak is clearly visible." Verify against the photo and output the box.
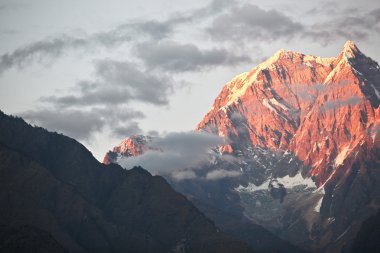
[342,40,360,59]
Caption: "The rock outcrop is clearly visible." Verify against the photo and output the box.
[103,135,152,164]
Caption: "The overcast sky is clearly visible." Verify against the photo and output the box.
[0,0,379,160]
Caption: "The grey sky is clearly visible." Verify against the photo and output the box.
[0,0,379,160]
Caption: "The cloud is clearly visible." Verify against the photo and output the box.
[0,2,26,12]
[205,169,241,180]
[323,96,362,110]
[42,60,174,107]
[135,40,251,72]
[20,108,105,140]
[0,19,181,75]
[111,122,142,138]
[118,131,225,174]
[171,170,197,181]
[0,0,238,75]
[147,130,159,137]
[305,1,340,16]
[230,111,245,121]
[149,131,224,153]
[205,2,380,46]
[207,3,304,42]
[20,107,144,140]
[2,0,379,76]
[6,1,246,140]
[189,0,237,19]
[0,34,114,75]
[304,8,380,44]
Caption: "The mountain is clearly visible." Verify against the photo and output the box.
[197,40,380,184]
[196,40,380,252]
[0,111,254,253]
[105,41,380,253]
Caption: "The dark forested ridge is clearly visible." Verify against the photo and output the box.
[0,111,253,253]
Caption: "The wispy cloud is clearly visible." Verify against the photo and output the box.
[0,0,237,75]
[42,59,174,107]
[115,130,244,181]
[304,8,380,44]
[20,106,144,140]
[205,169,241,180]
[4,0,380,148]
[111,122,143,138]
[20,108,105,140]
[323,95,362,110]
[118,131,225,174]
[171,170,198,181]
[135,40,251,72]
[207,3,304,43]
[2,0,378,76]
[0,18,182,75]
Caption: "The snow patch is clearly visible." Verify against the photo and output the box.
[269,98,289,110]
[262,98,277,113]
[303,55,335,67]
[276,172,317,189]
[335,145,350,167]
[334,226,351,242]
[305,61,313,68]
[313,158,324,167]
[371,84,380,100]
[223,50,289,107]
[220,106,227,113]
[324,60,345,84]
[314,197,323,212]
[235,172,317,193]
[235,179,270,193]
[224,72,250,107]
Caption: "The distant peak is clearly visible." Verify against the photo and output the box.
[342,40,361,58]
[258,49,290,69]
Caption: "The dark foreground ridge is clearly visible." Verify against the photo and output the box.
[346,210,380,253]
[0,111,253,253]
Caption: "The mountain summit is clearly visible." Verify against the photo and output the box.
[341,40,361,58]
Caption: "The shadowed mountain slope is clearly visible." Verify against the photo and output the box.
[0,111,253,253]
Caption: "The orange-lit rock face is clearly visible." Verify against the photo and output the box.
[197,41,380,185]
[103,135,152,164]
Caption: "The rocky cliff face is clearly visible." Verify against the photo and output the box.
[197,40,380,185]
[0,111,254,253]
